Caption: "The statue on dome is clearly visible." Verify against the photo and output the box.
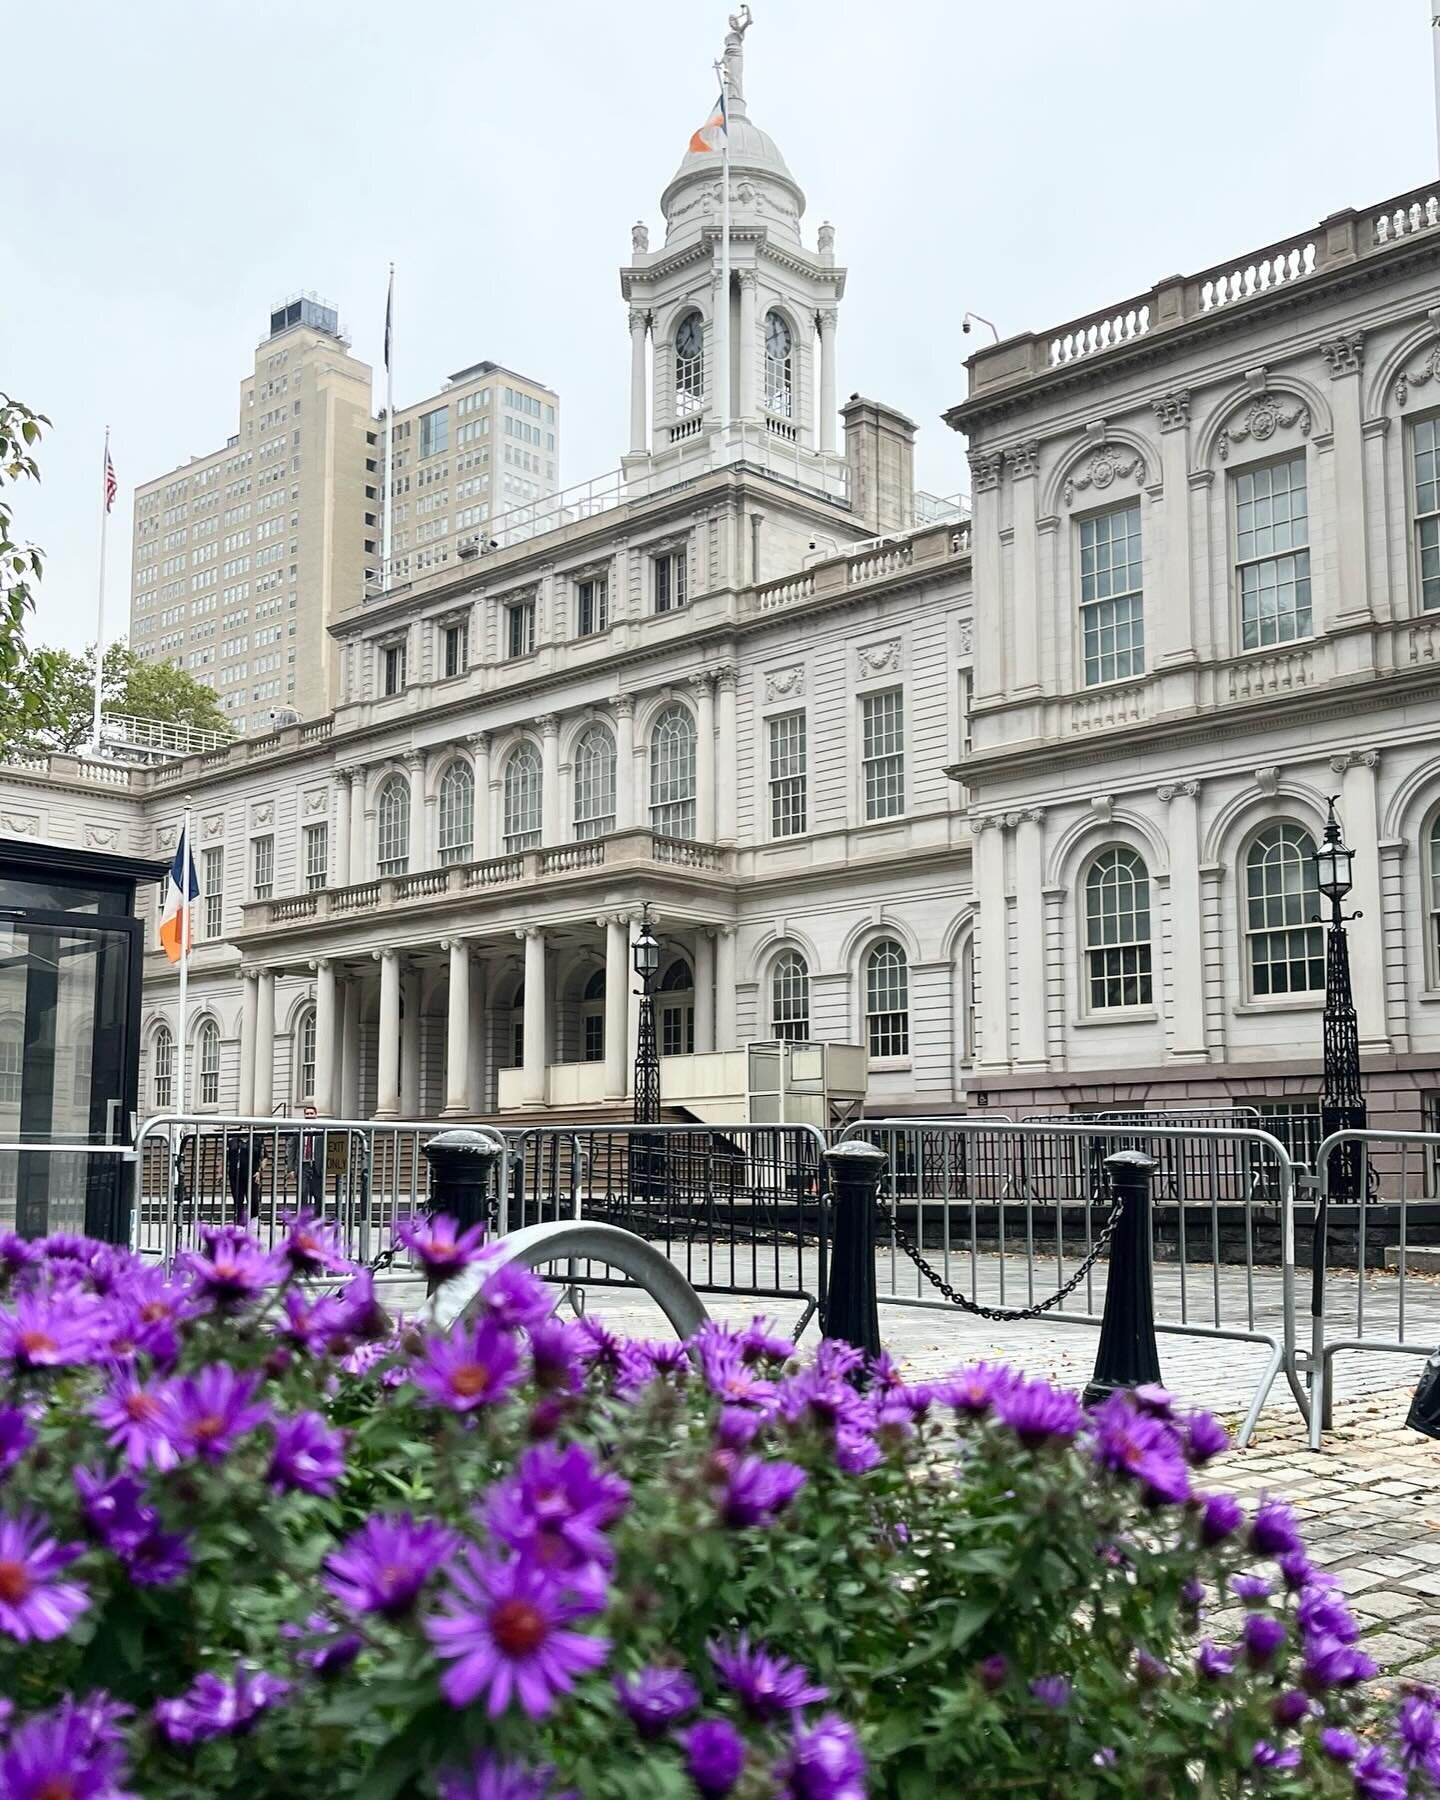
[631,221,650,254]
[723,5,751,107]
[728,5,752,36]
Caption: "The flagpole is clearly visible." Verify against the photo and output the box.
[175,804,192,1120]
[90,428,111,756]
[717,63,731,439]
[382,265,395,588]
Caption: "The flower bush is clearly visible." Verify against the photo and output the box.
[1,1220,1438,1797]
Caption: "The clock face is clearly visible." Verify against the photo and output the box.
[766,313,790,358]
[677,314,703,360]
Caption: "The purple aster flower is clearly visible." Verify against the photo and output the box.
[575,1315,623,1373]
[1249,1499,1302,1559]
[0,1232,40,1275]
[279,1288,350,1356]
[1089,1395,1190,1505]
[994,1376,1083,1449]
[425,1547,608,1716]
[268,1411,347,1497]
[307,1631,363,1679]
[1196,1640,1234,1681]
[477,1260,553,1332]
[1180,1577,1205,1613]
[1395,1694,1440,1780]
[178,1229,283,1305]
[0,1510,89,1642]
[1252,1741,1300,1775]
[89,1372,179,1472]
[1353,1745,1409,1800]
[153,1665,290,1745]
[396,1212,488,1283]
[278,1212,353,1277]
[777,1367,866,1436]
[613,1667,700,1739]
[1321,1728,1360,1764]
[939,1362,1012,1417]
[1276,1550,1317,1592]
[1198,1491,1244,1547]
[1230,1573,1272,1605]
[1302,1632,1376,1694]
[715,1405,766,1450]
[482,1441,629,1572]
[835,1429,882,1475]
[335,1267,390,1341]
[1272,1689,1309,1729]
[411,1317,521,1413]
[0,1290,108,1370]
[680,1719,746,1799]
[0,1694,133,1800]
[1132,1383,1176,1416]
[716,1455,807,1528]
[526,1317,587,1394]
[1298,1586,1360,1645]
[710,1634,829,1721]
[702,1347,778,1412]
[778,1712,866,1800]
[0,1406,34,1479]
[1242,1613,1287,1669]
[1030,1675,1070,1709]
[437,1752,568,1800]
[324,1513,458,1619]
[977,1653,1008,1692]
[1184,1410,1230,1464]
[1134,1649,1167,1689]
[736,1316,795,1365]
[124,1525,191,1587]
[164,1363,270,1463]
[74,1467,153,1552]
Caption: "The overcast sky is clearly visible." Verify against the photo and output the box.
[6,0,1434,656]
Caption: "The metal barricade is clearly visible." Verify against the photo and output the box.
[840,1117,1301,1444]
[132,1114,509,1270]
[510,1123,830,1336]
[1299,1128,1440,1449]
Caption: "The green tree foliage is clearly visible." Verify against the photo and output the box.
[0,639,231,756]
[0,393,48,689]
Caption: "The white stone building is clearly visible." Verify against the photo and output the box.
[950,185,1440,1144]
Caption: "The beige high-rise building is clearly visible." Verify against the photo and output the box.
[128,296,377,734]
[380,362,559,585]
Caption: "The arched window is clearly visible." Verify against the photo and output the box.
[771,951,810,1042]
[198,1019,221,1107]
[659,957,695,1057]
[650,706,697,839]
[503,743,543,851]
[675,312,704,416]
[764,311,793,418]
[865,940,909,1059]
[508,981,525,1068]
[1245,823,1323,996]
[573,726,617,840]
[438,762,475,866]
[1429,816,1440,980]
[1084,848,1154,1010]
[297,1008,316,1104]
[376,774,410,876]
[960,936,975,1066]
[582,967,606,1063]
[152,1025,173,1111]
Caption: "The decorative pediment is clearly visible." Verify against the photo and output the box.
[1063,441,1148,506]
[1217,392,1311,461]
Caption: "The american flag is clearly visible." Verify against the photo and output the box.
[103,445,117,514]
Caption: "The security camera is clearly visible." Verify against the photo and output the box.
[808,538,817,550]
[961,318,972,334]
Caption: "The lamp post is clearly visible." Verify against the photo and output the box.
[632,904,661,1127]
[1313,796,1367,1200]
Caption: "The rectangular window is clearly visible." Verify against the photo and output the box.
[583,1015,605,1063]
[419,407,450,458]
[661,1003,695,1058]
[382,642,407,696]
[303,823,328,891]
[443,620,469,678]
[959,669,974,756]
[202,847,224,940]
[768,712,807,838]
[1235,455,1311,648]
[1079,504,1145,685]
[251,835,274,901]
[506,599,536,659]
[861,689,904,820]
[0,1037,21,1106]
[576,576,609,637]
[1415,416,1440,611]
[653,550,687,614]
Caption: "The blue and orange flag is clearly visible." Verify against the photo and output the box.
[158,824,199,962]
[689,89,727,154]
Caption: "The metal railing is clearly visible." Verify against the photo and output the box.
[508,1123,830,1336]
[840,1118,1300,1445]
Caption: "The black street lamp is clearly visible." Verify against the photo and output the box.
[632,904,661,1127]
[1313,796,1367,1202]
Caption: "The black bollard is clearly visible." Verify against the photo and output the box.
[422,1128,506,1236]
[822,1140,887,1360]
[1083,1149,1163,1406]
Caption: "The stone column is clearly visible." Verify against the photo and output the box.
[715,925,737,1051]
[539,715,561,848]
[340,974,361,1117]
[693,929,716,1053]
[1150,392,1194,664]
[313,958,337,1114]
[1337,751,1388,1051]
[520,929,547,1106]
[253,969,276,1116]
[1013,810,1046,1070]
[715,668,737,843]
[375,949,401,1119]
[614,697,636,830]
[1321,333,1371,628]
[818,307,838,454]
[738,272,758,420]
[406,753,426,872]
[1006,443,1041,696]
[238,967,259,1115]
[1160,782,1206,1058]
[972,816,1011,1072]
[467,957,488,1113]
[628,309,649,457]
[444,939,471,1115]
[470,732,492,861]
[335,771,353,886]
[349,768,368,882]
[693,675,716,841]
[400,965,421,1116]
[604,915,630,1099]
